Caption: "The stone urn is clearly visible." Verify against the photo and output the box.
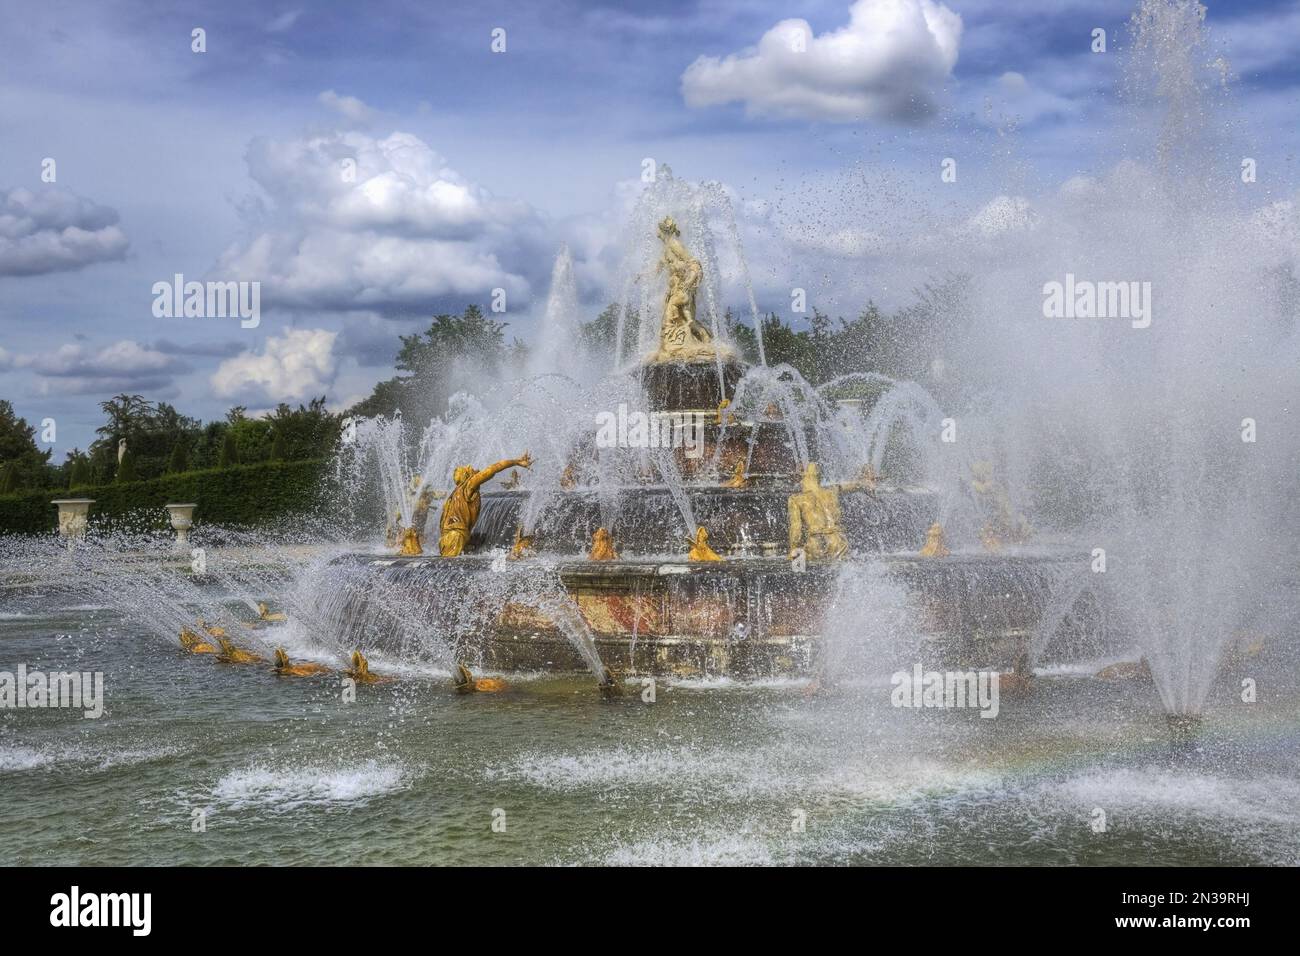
[164,503,197,549]
[50,499,95,543]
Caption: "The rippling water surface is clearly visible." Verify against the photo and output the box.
[1,604,1296,866]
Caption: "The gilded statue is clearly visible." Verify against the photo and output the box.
[398,526,423,556]
[589,527,618,560]
[216,638,266,665]
[786,463,852,561]
[723,459,749,488]
[257,602,287,623]
[389,476,430,550]
[649,217,730,363]
[438,453,533,556]
[454,663,506,694]
[273,648,331,677]
[179,627,216,654]
[970,461,1031,551]
[686,526,723,561]
[509,526,534,560]
[411,481,436,531]
[344,649,391,684]
[919,522,950,558]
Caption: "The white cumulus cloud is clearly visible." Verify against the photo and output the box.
[210,328,338,404]
[681,0,961,123]
[214,130,546,313]
[318,89,376,126]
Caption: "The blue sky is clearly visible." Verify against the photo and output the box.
[2,0,1298,456]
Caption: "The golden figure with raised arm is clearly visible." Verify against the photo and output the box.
[438,453,533,556]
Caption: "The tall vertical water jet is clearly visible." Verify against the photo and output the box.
[919,0,1300,727]
[530,244,583,381]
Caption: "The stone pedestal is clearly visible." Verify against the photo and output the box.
[639,357,746,412]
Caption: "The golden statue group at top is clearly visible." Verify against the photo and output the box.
[648,216,732,364]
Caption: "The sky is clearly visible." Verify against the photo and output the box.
[1,0,1299,457]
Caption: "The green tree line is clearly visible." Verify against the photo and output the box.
[0,395,342,494]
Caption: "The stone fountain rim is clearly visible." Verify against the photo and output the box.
[348,550,1088,573]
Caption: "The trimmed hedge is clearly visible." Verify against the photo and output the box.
[0,459,329,535]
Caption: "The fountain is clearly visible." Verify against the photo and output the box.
[6,2,1277,736]
[332,210,1094,686]
[4,2,1300,872]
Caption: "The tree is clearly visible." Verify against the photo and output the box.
[265,397,340,460]
[167,442,190,474]
[0,463,16,495]
[67,451,92,488]
[347,377,410,421]
[0,400,52,490]
[349,305,511,420]
[219,431,239,468]
[226,416,272,463]
[578,303,642,366]
[89,393,199,482]
[116,448,137,483]
[194,421,228,470]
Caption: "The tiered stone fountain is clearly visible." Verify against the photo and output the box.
[335,219,1092,682]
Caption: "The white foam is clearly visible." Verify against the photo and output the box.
[665,675,812,690]
[0,745,51,771]
[487,744,1000,804]
[601,830,777,866]
[0,741,181,773]
[211,759,409,811]
[1034,654,1142,678]
[1052,767,1300,829]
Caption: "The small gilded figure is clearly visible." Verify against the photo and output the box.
[723,459,749,488]
[589,527,618,560]
[919,522,950,558]
[686,526,723,561]
[509,526,535,560]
